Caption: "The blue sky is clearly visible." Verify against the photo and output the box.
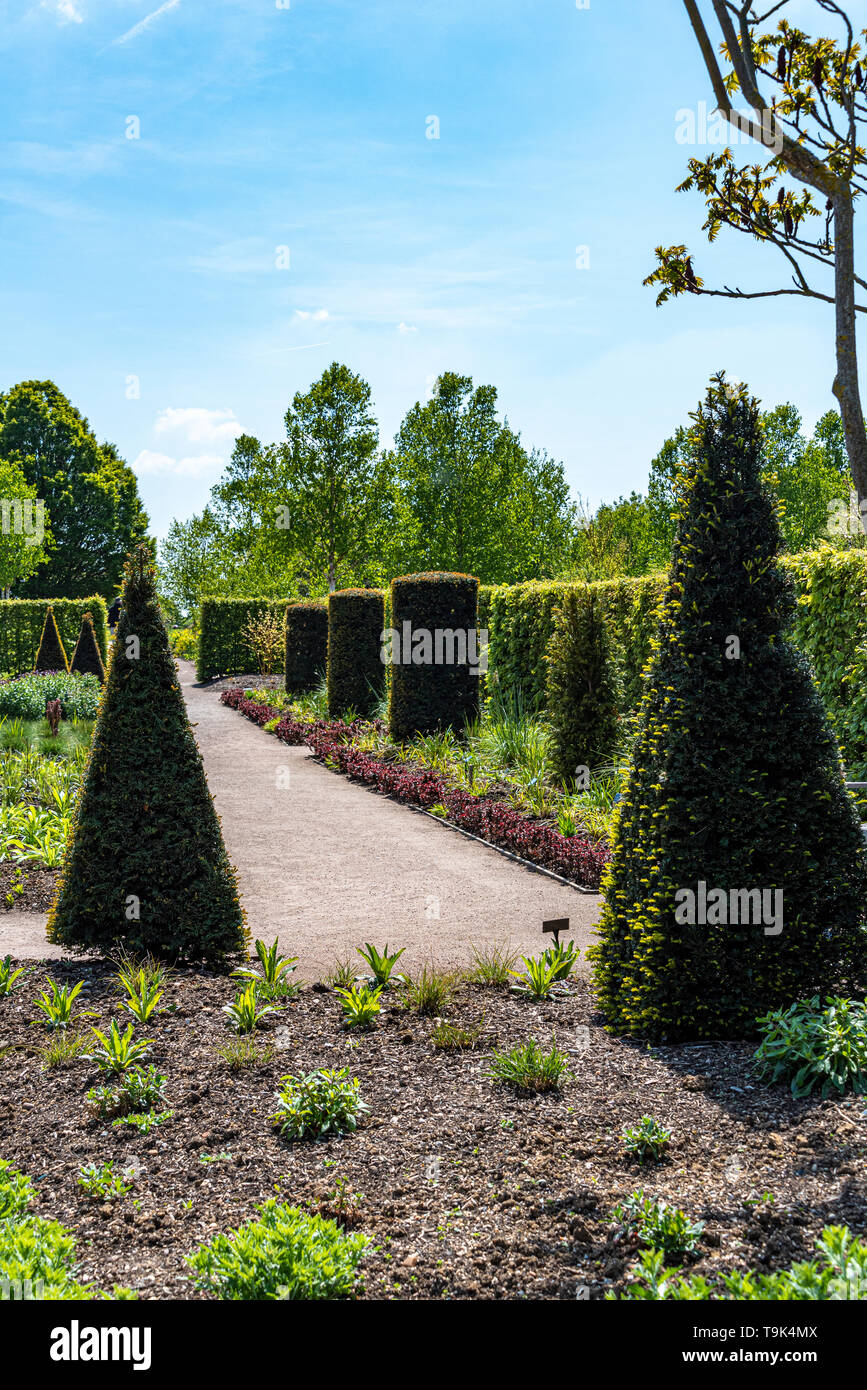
[0,0,857,538]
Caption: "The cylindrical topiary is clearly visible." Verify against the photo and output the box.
[69,612,107,684]
[47,544,249,965]
[327,589,386,719]
[388,572,480,741]
[589,375,867,1042]
[546,588,622,785]
[34,605,69,673]
[284,602,328,694]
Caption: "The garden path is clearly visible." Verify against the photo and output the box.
[2,662,603,976]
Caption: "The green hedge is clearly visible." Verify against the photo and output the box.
[284,603,328,694]
[327,589,386,719]
[197,598,292,681]
[0,598,108,675]
[783,547,867,780]
[485,556,867,778]
[389,572,480,742]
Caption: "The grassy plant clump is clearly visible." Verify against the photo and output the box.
[431,1017,485,1051]
[485,1036,570,1093]
[34,978,93,1031]
[39,1033,89,1070]
[753,996,867,1098]
[186,1199,368,1300]
[403,964,455,1016]
[509,954,562,1001]
[622,1115,672,1163]
[465,942,520,987]
[270,1068,368,1140]
[217,1036,276,1070]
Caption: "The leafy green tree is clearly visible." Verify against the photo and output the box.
[647,2,867,508]
[590,375,867,1041]
[274,363,390,592]
[388,372,576,583]
[0,456,50,596]
[0,381,149,598]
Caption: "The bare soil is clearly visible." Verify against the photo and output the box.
[1,958,864,1301]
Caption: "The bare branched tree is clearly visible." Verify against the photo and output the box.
[646,1,867,506]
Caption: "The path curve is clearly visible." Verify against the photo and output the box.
[2,662,602,975]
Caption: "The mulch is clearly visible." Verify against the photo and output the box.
[1,958,864,1300]
[0,864,59,913]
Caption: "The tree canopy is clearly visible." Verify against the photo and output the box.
[0,380,149,598]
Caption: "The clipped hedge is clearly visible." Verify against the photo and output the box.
[388,572,480,741]
[783,547,867,780]
[197,597,292,681]
[0,597,108,675]
[285,603,328,694]
[546,589,622,781]
[327,588,385,718]
[484,556,867,779]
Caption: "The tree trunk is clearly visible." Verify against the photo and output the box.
[831,191,867,518]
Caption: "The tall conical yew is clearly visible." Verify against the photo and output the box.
[34,605,68,673]
[589,375,867,1041]
[48,545,248,964]
[69,612,106,684]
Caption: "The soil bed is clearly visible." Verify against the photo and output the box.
[1,958,864,1300]
[1,863,59,913]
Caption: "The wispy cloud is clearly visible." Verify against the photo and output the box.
[43,0,83,25]
[294,308,329,322]
[109,0,180,48]
[132,449,224,479]
[154,407,243,447]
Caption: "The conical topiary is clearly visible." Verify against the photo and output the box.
[545,588,622,785]
[69,612,106,684]
[589,374,867,1042]
[47,545,248,965]
[34,605,68,673]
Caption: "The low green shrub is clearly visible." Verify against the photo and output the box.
[77,1161,132,1201]
[270,1068,368,1141]
[186,1199,368,1299]
[753,996,867,1097]
[336,982,382,1028]
[615,1225,867,1300]
[612,1191,704,1258]
[0,671,100,721]
[622,1115,672,1163]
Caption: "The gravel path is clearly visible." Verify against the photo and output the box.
[1,661,602,976]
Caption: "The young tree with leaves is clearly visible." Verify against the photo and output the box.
[0,456,50,597]
[647,2,867,510]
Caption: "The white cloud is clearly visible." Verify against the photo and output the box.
[153,407,243,447]
[398,322,418,334]
[132,450,224,479]
[110,0,179,47]
[55,0,83,22]
[42,0,82,24]
[294,308,329,322]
